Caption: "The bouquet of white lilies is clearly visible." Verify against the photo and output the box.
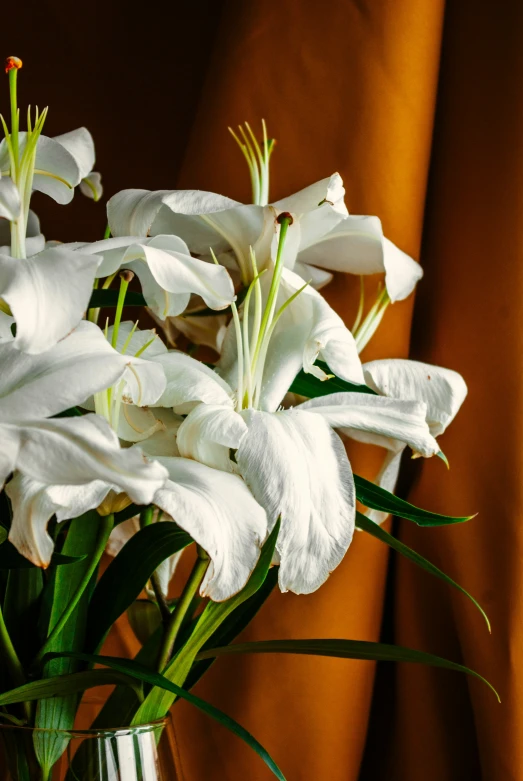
[0,57,497,781]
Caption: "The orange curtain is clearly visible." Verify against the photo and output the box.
[170,2,447,779]
[9,0,519,777]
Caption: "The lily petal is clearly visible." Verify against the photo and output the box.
[363,359,468,436]
[0,245,100,353]
[6,475,111,567]
[30,128,95,204]
[299,392,440,457]
[0,211,45,256]
[0,176,20,220]
[274,173,348,250]
[80,172,103,201]
[177,403,247,472]
[298,215,423,302]
[0,321,140,422]
[2,415,167,499]
[153,351,234,413]
[153,456,267,602]
[236,408,355,594]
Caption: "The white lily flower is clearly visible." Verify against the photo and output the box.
[167,345,439,594]
[4,419,167,567]
[0,244,101,353]
[0,127,97,206]
[106,171,420,302]
[353,359,468,523]
[153,457,267,602]
[0,321,169,565]
[68,234,236,321]
[104,454,269,603]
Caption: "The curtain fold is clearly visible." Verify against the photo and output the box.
[172,2,445,778]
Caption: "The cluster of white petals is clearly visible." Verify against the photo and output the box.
[0,105,468,604]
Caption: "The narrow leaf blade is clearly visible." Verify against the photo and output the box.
[48,652,286,781]
[354,474,474,526]
[195,639,499,701]
[355,512,490,630]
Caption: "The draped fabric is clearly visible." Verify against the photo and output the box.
[9,0,518,777]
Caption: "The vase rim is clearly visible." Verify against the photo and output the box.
[0,713,171,738]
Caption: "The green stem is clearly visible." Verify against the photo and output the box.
[0,603,30,722]
[251,214,292,377]
[8,68,19,169]
[34,514,115,666]
[139,508,172,623]
[157,550,209,672]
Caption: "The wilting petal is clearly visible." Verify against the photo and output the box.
[298,215,423,302]
[0,321,138,422]
[177,403,247,471]
[153,457,267,602]
[6,475,111,567]
[153,351,234,413]
[168,313,229,353]
[80,172,103,201]
[236,408,355,594]
[299,392,440,457]
[0,245,100,353]
[0,176,20,220]
[363,359,468,437]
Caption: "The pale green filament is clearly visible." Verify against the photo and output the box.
[229,120,274,206]
[353,287,390,353]
[351,276,365,332]
[251,216,292,377]
[1,65,50,258]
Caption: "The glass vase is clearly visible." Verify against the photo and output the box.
[0,715,184,781]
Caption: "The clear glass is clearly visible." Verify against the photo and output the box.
[0,715,184,781]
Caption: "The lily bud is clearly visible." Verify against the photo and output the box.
[97,489,132,516]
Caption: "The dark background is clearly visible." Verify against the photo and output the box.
[2,1,224,242]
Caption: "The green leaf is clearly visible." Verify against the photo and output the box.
[88,289,146,308]
[355,512,490,631]
[133,521,280,725]
[113,502,141,527]
[127,600,163,646]
[290,360,377,398]
[3,568,44,666]
[185,567,279,691]
[0,669,141,706]
[34,513,104,773]
[86,523,193,653]
[49,652,286,781]
[0,543,86,570]
[196,639,500,702]
[0,526,7,546]
[354,474,474,526]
